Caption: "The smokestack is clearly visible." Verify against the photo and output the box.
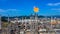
[0,14,1,29]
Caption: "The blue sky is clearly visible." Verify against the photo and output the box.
[0,0,60,16]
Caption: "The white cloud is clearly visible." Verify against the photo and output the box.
[0,9,5,12]
[47,2,60,6]
[6,9,22,11]
[0,9,22,12]
[51,8,60,11]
